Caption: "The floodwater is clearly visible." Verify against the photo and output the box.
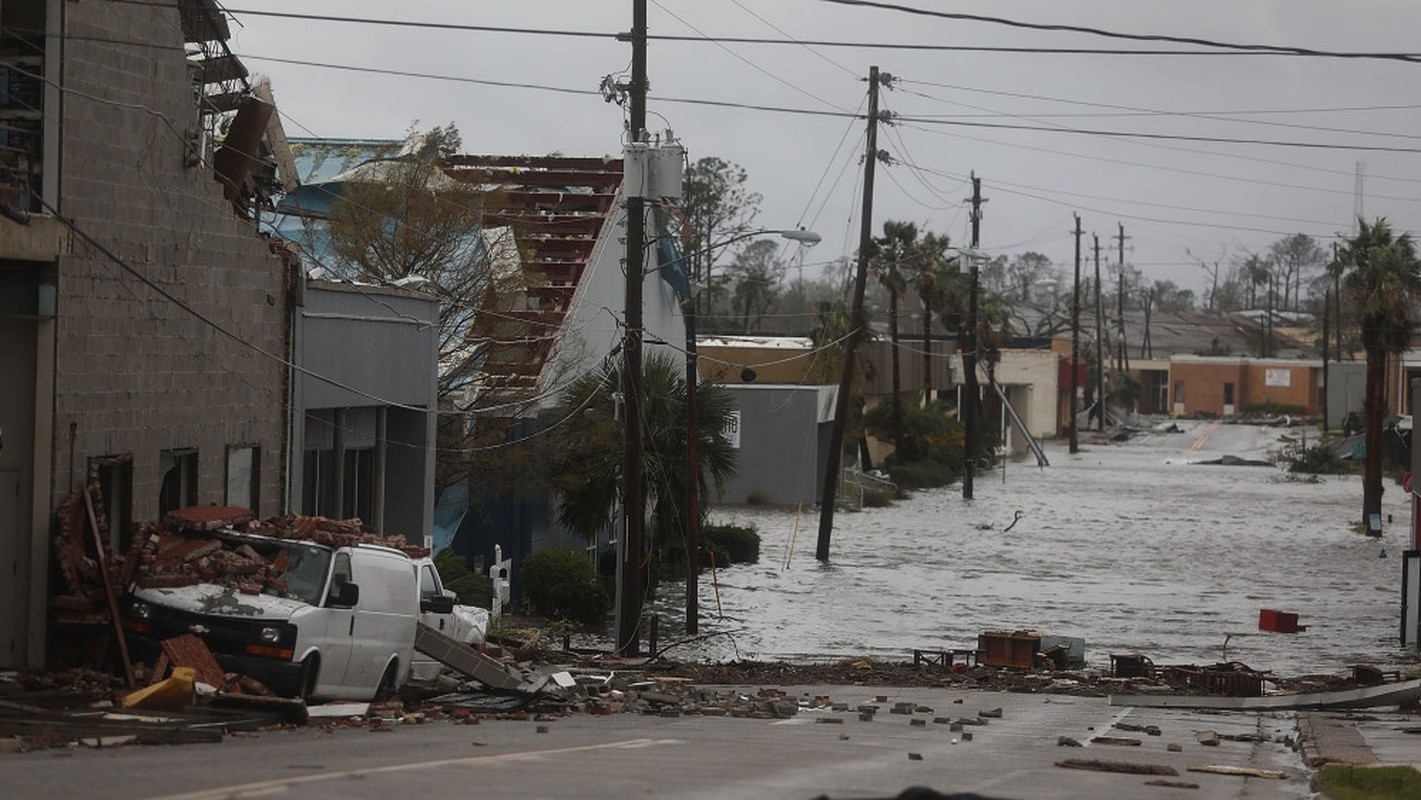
[676,421,1420,677]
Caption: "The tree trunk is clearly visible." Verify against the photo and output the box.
[1362,345,1386,530]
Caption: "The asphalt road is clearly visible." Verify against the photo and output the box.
[2,687,1322,800]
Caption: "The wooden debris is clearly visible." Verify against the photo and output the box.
[1056,759,1179,776]
[1144,779,1199,789]
[1187,764,1287,779]
[1091,736,1142,746]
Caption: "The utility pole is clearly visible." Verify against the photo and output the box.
[615,0,648,655]
[1114,223,1129,374]
[1094,234,1105,432]
[683,259,700,636]
[1322,285,1331,432]
[1069,214,1081,454]
[963,172,984,500]
[817,66,888,562]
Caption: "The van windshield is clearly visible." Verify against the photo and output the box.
[215,531,332,605]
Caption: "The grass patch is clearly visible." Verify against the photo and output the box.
[1314,765,1421,800]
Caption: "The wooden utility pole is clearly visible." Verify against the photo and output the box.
[817,66,889,562]
[683,279,700,635]
[1070,214,1081,454]
[963,173,984,500]
[1094,234,1105,432]
[615,0,648,655]
[1114,223,1129,373]
[1322,286,1331,432]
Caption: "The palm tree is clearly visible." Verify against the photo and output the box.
[549,352,739,571]
[874,221,917,452]
[911,232,954,404]
[1340,217,1421,531]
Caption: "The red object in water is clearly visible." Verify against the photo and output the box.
[1259,609,1307,633]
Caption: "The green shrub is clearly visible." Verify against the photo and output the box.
[700,539,731,570]
[1283,443,1348,475]
[433,548,493,608]
[890,459,956,489]
[518,548,609,629]
[703,523,760,565]
[1241,401,1306,416]
[862,487,894,507]
[1313,764,1421,800]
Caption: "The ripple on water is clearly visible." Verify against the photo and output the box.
[700,433,1413,674]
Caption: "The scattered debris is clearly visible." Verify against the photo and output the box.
[1055,759,1179,776]
[1259,609,1307,634]
[1143,779,1199,789]
[1091,736,1141,746]
[1186,764,1287,780]
[121,667,195,712]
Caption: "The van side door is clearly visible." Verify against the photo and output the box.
[313,551,357,696]
[340,551,418,694]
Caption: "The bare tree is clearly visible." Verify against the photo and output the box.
[1269,233,1326,311]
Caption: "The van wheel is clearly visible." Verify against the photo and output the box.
[374,661,399,702]
[299,655,320,700]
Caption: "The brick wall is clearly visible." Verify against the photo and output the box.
[48,3,287,521]
[1170,359,1320,416]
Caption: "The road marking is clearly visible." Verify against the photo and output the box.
[144,738,676,800]
[1185,420,1222,456]
[1082,707,1135,748]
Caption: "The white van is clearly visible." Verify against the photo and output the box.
[411,556,489,681]
[121,530,445,701]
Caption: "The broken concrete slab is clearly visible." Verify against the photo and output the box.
[415,623,523,691]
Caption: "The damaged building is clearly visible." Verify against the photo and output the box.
[1,0,294,670]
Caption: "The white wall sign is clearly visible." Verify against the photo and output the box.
[1265,368,1291,387]
[724,410,741,449]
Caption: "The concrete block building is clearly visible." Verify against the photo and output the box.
[0,0,291,668]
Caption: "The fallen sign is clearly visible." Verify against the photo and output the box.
[1110,678,1421,710]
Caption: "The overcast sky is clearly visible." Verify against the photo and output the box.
[228,1,1421,297]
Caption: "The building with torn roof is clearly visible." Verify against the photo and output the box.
[271,141,689,578]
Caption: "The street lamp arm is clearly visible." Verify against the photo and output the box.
[677,227,822,264]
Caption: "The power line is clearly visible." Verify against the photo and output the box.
[895,79,1421,144]
[648,0,852,112]
[104,1,1421,60]
[238,52,1421,156]
[893,114,1421,154]
[815,0,1421,63]
[893,118,1421,204]
[889,82,1421,192]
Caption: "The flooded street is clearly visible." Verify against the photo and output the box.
[690,421,1419,676]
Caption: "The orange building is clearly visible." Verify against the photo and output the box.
[1167,356,1322,416]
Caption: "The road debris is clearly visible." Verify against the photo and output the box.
[1187,764,1287,779]
[1055,758,1179,776]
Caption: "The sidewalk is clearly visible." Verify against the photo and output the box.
[1299,707,1421,771]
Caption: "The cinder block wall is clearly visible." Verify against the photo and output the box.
[49,3,287,521]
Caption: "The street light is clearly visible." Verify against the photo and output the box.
[682,227,818,634]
